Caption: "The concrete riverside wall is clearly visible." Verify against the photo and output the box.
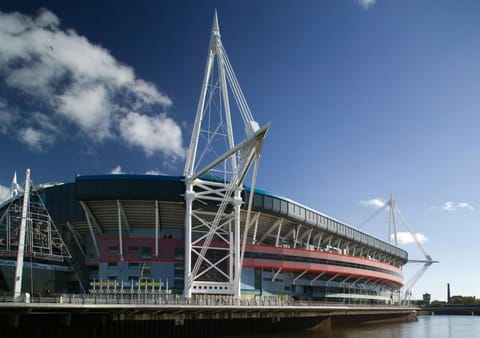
[0,302,416,338]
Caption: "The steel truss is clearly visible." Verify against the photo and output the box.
[0,169,71,299]
[183,11,268,298]
[360,194,438,305]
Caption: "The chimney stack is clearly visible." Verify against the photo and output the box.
[447,283,451,303]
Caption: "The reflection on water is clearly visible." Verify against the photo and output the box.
[225,316,480,338]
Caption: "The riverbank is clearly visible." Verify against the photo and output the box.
[0,295,416,338]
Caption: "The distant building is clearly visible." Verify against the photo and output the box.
[423,292,431,305]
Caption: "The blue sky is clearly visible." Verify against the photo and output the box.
[1,0,479,301]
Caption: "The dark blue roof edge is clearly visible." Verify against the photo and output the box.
[75,174,184,182]
[244,185,408,260]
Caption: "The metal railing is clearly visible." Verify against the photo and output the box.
[0,292,414,308]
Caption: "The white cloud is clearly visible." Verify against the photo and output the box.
[110,165,125,174]
[360,198,385,208]
[145,170,162,175]
[358,0,376,9]
[0,99,16,134]
[130,79,172,108]
[58,83,112,139]
[35,7,59,28]
[0,184,9,203]
[457,202,474,210]
[1,102,59,150]
[18,127,54,151]
[0,8,183,159]
[119,112,185,158]
[31,112,58,133]
[391,231,427,245]
[442,201,474,211]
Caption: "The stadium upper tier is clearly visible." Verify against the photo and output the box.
[43,174,407,268]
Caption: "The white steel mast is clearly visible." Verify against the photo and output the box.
[183,11,268,298]
[13,169,31,300]
[386,197,438,304]
[361,195,438,305]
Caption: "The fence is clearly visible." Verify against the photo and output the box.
[0,292,414,308]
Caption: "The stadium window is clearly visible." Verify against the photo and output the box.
[254,268,262,290]
[108,246,119,254]
[174,248,184,260]
[264,196,273,210]
[273,198,280,213]
[141,247,152,259]
[253,194,263,208]
[174,268,184,278]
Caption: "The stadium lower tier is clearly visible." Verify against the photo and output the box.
[90,238,402,304]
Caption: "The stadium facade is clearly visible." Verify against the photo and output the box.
[0,174,407,304]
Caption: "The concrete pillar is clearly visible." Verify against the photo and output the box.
[9,313,20,328]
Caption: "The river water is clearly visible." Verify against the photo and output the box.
[227,316,480,338]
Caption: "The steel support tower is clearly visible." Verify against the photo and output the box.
[361,194,438,305]
[183,11,268,298]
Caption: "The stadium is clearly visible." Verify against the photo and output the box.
[0,12,408,305]
[0,173,407,304]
